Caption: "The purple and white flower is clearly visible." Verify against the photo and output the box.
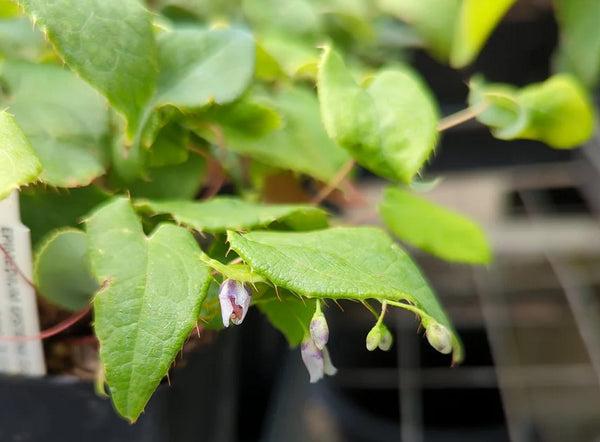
[301,335,337,383]
[218,279,252,327]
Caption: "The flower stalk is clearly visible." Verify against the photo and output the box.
[301,301,336,382]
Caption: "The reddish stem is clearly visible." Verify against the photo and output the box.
[0,304,92,342]
[310,159,356,205]
[0,243,36,290]
[0,242,93,342]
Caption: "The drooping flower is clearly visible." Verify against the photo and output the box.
[322,346,337,376]
[218,279,252,327]
[425,322,453,354]
[301,335,337,383]
[309,310,329,350]
[301,337,324,383]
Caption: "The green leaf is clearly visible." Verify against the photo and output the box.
[554,0,600,88]
[469,74,595,149]
[20,185,109,247]
[112,153,206,201]
[0,110,41,199]
[258,33,320,78]
[318,47,439,183]
[193,86,351,182]
[517,75,595,148]
[155,27,255,108]
[86,198,211,422]
[256,288,315,347]
[450,0,516,68]
[0,0,20,17]
[378,0,515,67]
[147,122,189,168]
[243,0,319,37]
[137,196,329,232]
[255,42,287,81]
[377,0,460,60]
[19,0,157,137]
[0,61,109,186]
[193,98,282,140]
[0,17,51,61]
[34,229,98,311]
[227,227,462,362]
[379,187,491,264]
[468,76,522,136]
[198,281,226,330]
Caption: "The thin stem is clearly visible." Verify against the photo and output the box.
[362,300,380,320]
[0,243,93,342]
[228,257,243,265]
[199,250,266,283]
[0,243,36,290]
[188,145,209,158]
[437,101,489,132]
[0,304,92,342]
[203,162,226,199]
[310,159,356,205]
[385,299,432,323]
[315,298,322,314]
[376,300,388,326]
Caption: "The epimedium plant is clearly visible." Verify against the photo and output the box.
[0,0,597,423]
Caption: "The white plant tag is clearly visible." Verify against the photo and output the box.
[0,191,46,376]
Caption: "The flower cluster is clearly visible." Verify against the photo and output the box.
[217,279,455,383]
[301,308,337,383]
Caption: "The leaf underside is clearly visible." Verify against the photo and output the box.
[137,196,329,233]
[227,227,463,361]
[379,187,491,264]
[0,110,41,199]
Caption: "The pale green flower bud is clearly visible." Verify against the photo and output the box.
[425,322,453,354]
[378,325,393,351]
[366,323,393,351]
[366,324,381,351]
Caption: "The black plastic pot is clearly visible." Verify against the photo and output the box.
[0,329,241,442]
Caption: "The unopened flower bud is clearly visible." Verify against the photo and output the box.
[366,325,381,351]
[378,325,393,351]
[425,322,453,354]
[366,323,393,351]
[309,311,329,350]
[218,279,252,327]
